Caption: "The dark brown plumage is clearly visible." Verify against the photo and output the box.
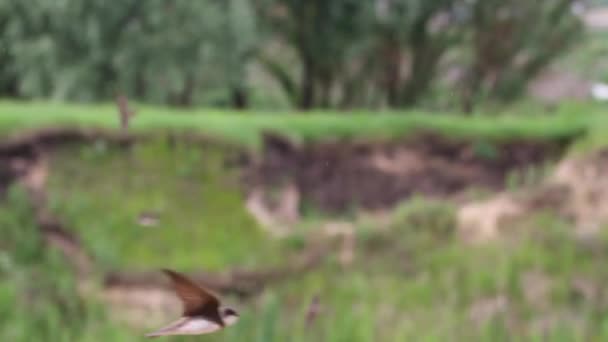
[145,269,239,338]
[161,269,225,327]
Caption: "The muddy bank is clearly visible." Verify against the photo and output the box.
[2,128,572,216]
[457,148,608,243]
[0,127,243,197]
[245,132,571,213]
[0,128,129,197]
[0,127,579,329]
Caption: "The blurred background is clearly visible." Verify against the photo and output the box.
[2,0,608,341]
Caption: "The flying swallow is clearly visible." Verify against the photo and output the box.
[145,269,239,338]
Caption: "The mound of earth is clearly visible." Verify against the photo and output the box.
[245,132,569,214]
[457,149,608,243]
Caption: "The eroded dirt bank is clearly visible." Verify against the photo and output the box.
[245,132,570,213]
[0,127,582,329]
[0,127,572,251]
[1,128,573,221]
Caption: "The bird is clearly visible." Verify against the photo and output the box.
[145,269,239,338]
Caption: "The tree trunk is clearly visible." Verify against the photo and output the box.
[400,48,440,107]
[134,68,146,99]
[400,14,444,107]
[299,54,316,110]
[319,74,333,108]
[0,76,20,98]
[380,34,402,107]
[177,75,195,107]
[231,86,249,109]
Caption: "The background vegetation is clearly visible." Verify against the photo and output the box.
[0,0,585,110]
[4,141,608,341]
[2,1,608,341]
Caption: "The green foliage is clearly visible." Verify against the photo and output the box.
[5,139,608,340]
[392,197,456,237]
[47,140,279,270]
[0,185,133,341]
[0,0,258,106]
[0,0,584,109]
[257,0,372,108]
[465,0,583,105]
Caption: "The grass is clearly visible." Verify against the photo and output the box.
[4,100,608,340]
[6,173,608,340]
[0,100,604,148]
[4,140,608,341]
[4,29,608,340]
[0,187,134,342]
[47,139,280,271]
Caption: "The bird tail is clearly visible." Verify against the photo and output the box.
[144,318,187,338]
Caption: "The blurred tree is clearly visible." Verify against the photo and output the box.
[372,0,464,107]
[257,0,582,111]
[461,0,583,111]
[0,0,584,110]
[257,0,373,109]
[0,0,19,97]
[257,0,464,109]
[0,0,258,107]
[216,0,258,109]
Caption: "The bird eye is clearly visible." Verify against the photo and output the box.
[224,308,238,316]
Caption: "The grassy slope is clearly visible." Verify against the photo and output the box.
[6,168,608,340]
[47,141,280,272]
[5,29,608,341]
[4,102,608,340]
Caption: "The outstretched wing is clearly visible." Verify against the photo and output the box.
[145,317,222,338]
[162,269,220,317]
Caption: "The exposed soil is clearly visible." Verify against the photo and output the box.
[1,128,573,215]
[245,132,571,214]
[458,148,608,243]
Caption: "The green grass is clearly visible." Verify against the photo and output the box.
[0,100,603,148]
[6,174,608,340]
[46,140,280,271]
[4,101,608,340]
[0,187,134,342]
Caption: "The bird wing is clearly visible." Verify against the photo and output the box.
[162,269,220,317]
[145,317,222,338]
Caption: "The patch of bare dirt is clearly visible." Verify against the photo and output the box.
[468,294,510,327]
[245,132,570,214]
[245,181,300,237]
[457,149,608,242]
[521,270,553,310]
[102,286,179,330]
